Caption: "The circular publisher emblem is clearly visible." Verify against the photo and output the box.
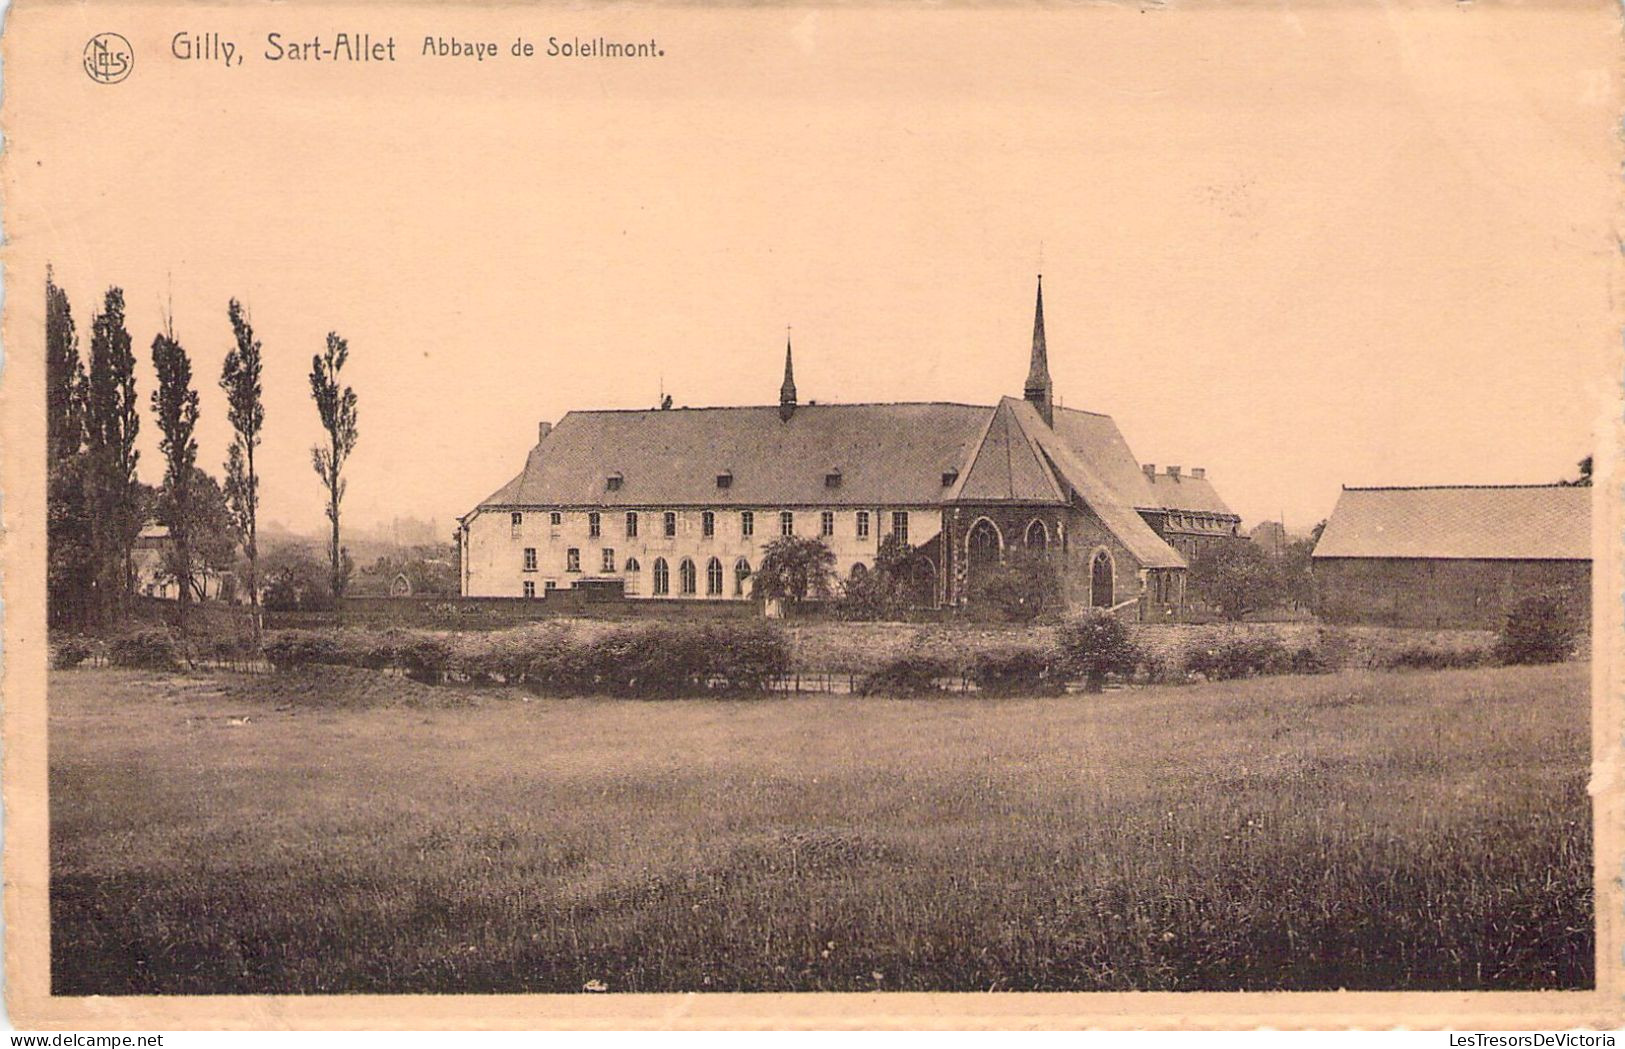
[84,33,134,84]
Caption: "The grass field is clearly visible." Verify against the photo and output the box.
[50,662,1592,994]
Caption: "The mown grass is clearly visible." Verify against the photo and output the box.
[49,663,1592,994]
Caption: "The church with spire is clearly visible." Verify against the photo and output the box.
[458,278,1239,617]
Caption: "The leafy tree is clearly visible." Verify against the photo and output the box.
[1057,610,1139,692]
[221,299,266,633]
[1493,589,1582,665]
[836,534,916,620]
[1187,539,1282,621]
[1562,455,1593,487]
[963,548,1062,623]
[1308,518,1328,546]
[1278,537,1318,611]
[260,545,335,612]
[84,288,142,625]
[46,269,93,627]
[151,329,201,629]
[309,332,359,605]
[156,468,239,602]
[751,536,836,606]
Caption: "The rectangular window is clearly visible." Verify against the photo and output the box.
[523,547,537,572]
[780,511,795,537]
[820,510,834,537]
[702,510,715,538]
[523,580,536,599]
[550,511,562,527]
[625,511,638,537]
[601,548,616,573]
[566,548,580,573]
[510,511,523,538]
[891,511,909,544]
[664,511,677,537]
[588,511,601,538]
[856,511,870,539]
[545,579,557,591]
[741,510,754,537]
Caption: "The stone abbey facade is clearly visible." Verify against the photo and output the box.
[458,279,1240,619]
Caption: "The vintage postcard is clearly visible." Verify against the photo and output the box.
[2,0,1622,1031]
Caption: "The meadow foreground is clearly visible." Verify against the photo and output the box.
[50,662,1592,994]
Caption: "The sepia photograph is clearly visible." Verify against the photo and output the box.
[2,0,1621,1030]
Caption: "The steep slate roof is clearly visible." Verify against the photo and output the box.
[1049,407,1161,510]
[1143,473,1237,517]
[1003,398,1187,569]
[952,399,1065,503]
[479,403,991,509]
[1312,485,1591,561]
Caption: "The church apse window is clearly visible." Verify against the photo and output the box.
[652,558,669,595]
[967,518,1000,566]
[706,557,724,596]
[1091,549,1115,608]
[679,558,698,595]
[1025,519,1049,551]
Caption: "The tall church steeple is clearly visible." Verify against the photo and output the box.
[1024,275,1054,427]
[779,331,798,422]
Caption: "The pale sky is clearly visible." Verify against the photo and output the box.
[10,3,1619,537]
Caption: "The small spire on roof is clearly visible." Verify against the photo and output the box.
[779,327,798,422]
[1024,274,1054,428]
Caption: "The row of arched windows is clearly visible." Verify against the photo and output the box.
[647,556,753,597]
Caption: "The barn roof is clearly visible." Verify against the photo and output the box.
[1312,485,1592,561]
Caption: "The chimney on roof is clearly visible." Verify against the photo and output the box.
[1023,275,1055,428]
[779,331,798,422]
[538,421,552,443]
[1191,467,1205,480]
[1142,463,1155,479]
[1166,465,1181,478]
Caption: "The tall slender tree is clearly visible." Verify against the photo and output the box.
[46,268,93,627]
[309,332,358,608]
[221,299,265,633]
[151,327,200,631]
[84,288,141,625]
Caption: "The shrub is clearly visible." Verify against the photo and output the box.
[969,644,1060,695]
[1183,636,1293,681]
[858,653,954,696]
[398,636,452,683]
[963,551,1063,623]
[262,631,343,672]
[53,638,92,670]
[525,642,601,696]
[708,622,792,692]
[1385,645,1492,671]
[108,629,182,671]
[1057,611,1139,692]
[1494,591,1581,666]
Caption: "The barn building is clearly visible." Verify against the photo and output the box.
[1311,484,1591,628]
[458,279,1240,618]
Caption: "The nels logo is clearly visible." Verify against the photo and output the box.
[83,33,133,84]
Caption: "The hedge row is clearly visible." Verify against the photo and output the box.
[262,622,792,697]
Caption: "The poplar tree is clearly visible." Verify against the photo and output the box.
[46,268,93,627]
[221,299,265,633]
[84,288,141,624]
[309,332,358,608]
[151,327,200,630]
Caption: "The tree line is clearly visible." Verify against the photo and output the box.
[46,268,359,635]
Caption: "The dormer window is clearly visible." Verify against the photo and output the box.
[941,468,959,487]
[605,472,623,492]
[716,471,733,490]
[825,469,843,489]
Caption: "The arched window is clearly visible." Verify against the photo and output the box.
[1025,519,1048,551]
[679,558,697,595]
[850,562,869,578]
[624,557,642,595]
[967,518,1002,566]
[734,557,752,596]
[1091,549,1114,608]
[652,558,669,596]
[706,557,724,596]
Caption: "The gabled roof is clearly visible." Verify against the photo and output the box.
[1143,472,1237,517]
[1004,398,1187,569]
[951,399,1065,503]
[478,403,991,509]
[1312,485,1592,561]
[1049,407,1162,510]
